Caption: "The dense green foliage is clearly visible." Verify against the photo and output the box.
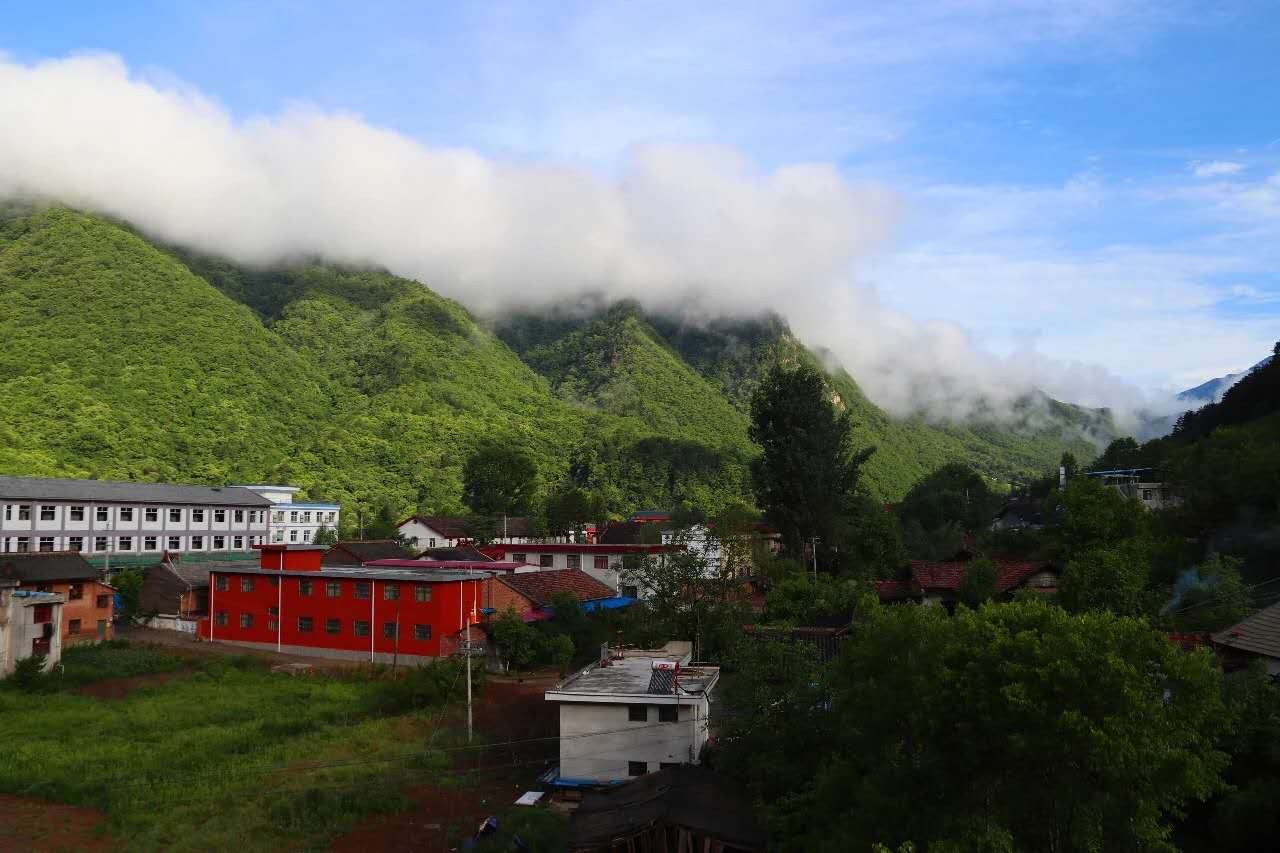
[462,444,538,515]
[0,642,472,850]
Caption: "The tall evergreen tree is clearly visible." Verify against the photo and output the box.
[748,364,873,564]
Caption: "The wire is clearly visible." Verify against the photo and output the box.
[1164,575,1280,618]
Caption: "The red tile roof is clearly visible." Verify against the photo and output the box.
[908,559,1056,593]
[874,579,914,602]
[496,569,616,607]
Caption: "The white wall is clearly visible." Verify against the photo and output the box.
[557,698,710,783]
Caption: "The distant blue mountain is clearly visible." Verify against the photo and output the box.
[1177,356,1274,405]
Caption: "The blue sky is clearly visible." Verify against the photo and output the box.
[3,0,1278,400]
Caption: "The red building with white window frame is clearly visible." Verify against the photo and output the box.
[196,545,488,664]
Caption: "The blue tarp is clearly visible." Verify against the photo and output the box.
[582,596,637,612]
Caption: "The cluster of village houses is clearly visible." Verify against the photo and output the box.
[1,470,1275,847]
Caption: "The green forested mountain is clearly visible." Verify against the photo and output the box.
[0,206,1109,525]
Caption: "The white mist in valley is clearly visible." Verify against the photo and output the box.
[0,52,1155,434]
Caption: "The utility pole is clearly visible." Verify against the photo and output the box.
[809,536,820,583]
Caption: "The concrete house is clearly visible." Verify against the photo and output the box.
[0,551,115,644]
[545,641,719,784]
[0,571,64,675]
[239,485,340,545]
[1084,468,1181,511]
[0,475,271,557]
[481,543,669,595]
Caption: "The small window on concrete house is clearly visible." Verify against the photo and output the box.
[1142,489,1153,501]
[38,537,54,551]
[627,761,647,777]
[240,613,253,629]
[384,583,400,601]
[215,576,229,592]
[628,705,647,722]
[145,508,158,522]
[118,537,132,551]
[594,556,608,570]
[512,553,526,563]
[96,594,110,609]
[169,508,182,523]
[18,505,31,520]
[168,537,181,550]
[290,511,298,523]
[69,506,84,521]
[355,582,371,600]
[325,618,341,635]
[298,617,314,632]
[69,584,84,600]
[234,510,244,523]
[415,584,431,602]
[289,530,298,542]
[214,510,226,523]
[16,537,30,552]
[658,705,678,723]
[68,536,83,552]
[539,554,554,568]
[299,579,312,596]
[119,507,133,522]
[302,529,312,543]
[68,619,82,635]
[215,611,229,627]
[428,538,437,548]
[354,620,370,637]
[94,536,108,552]
[213,536,225,550]
[383,621,397,638]
[326,581,342,598]
[233,536,244,549]
[414,624,432,641]
[40,505,56,521]
[241,577,255,592]
[192,508,204,523]
[566,554,581,570]
[191,536,204,550]
[143,536,158,551]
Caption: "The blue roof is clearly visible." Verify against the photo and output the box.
[582,596,637,612]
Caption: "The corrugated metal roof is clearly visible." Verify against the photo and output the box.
[208,565,490,583]
[0,551,100,583]
[0,476,271,507]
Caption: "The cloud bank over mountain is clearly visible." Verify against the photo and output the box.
[0,52,1152,426]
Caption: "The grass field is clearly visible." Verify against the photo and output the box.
[0,641,565,851]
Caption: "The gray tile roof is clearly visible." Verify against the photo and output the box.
[0,551,100,583]
[1213,601,1280,661]
[0,476,272,507]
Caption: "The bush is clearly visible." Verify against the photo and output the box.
[6,655,46,691]
[365,658,470,714]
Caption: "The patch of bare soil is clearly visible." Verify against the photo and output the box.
[0,795,115,852]
[74,670,194,700]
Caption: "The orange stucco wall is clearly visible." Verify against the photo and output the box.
[44,580,114,644]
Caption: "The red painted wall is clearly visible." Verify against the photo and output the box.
[202,571,484,658]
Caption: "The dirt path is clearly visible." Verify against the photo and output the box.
[116,626,370,672]
[0,795,114,852]
[75,669,195,700]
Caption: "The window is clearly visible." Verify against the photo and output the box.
[145,507,158,522]
[327,512,335,522]
[621,585,639,599]
[119,507,133,522]
[68,583,84,600]
[214,509,226,523]
[96,594,110,609]
[69,506,85,521]
[38,537,54,552]
[326,581,342,598]
[2,505,8,521]
[325,618,341,634]
[355,581,371,600]
[415,584,431,603]
[627,761,648,777]
[566,554,581,570]
[298,616,314,633]
[414,624,432,641]
[94,536,107,552]
[169,508,182,523]
[68,536,84,552]
[240,577,255,592]
[354,620,371,637]
[168,536,181,550]
[273,530,285,543]
[191,536,204,550]
[233,536,244,549]
[40,505,56,521]
[594,556,608,570]
[658,705,678,723]
[18,505,31,520]
[192,508,204,523]
[144,536,158,551]
[383,621,397,638]
[274,511,285,523]
[233,509,244,523]
[302,512,311,523]
[15,537,30,552]
[213,535,225,549]
[299,579,313,597]
[215,575,229,592]
[215,611,229,627]
[384,583,400,601]
[628,705,647,722]
[289,529,298,542]
[240,613,254,629]
[290,511,298,523]
[302,529,312,543]
[539,554,554,568]
[512,553,527,563]
[1142,489,1153,501]
[428,538,437,548]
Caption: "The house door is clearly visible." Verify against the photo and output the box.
[97,620,108,640]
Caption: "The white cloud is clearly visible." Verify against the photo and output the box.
[1192,160,1245,178]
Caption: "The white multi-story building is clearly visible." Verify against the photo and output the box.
[239,485,340,545]
[0,476,271,556]
[545,642,718,784]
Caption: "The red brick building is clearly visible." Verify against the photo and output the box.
[0,551,114,644]
[197,545,488,663]
[487,569,617,618]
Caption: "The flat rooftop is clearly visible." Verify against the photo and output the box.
[547,642,719,700]
[208,564,491,584]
